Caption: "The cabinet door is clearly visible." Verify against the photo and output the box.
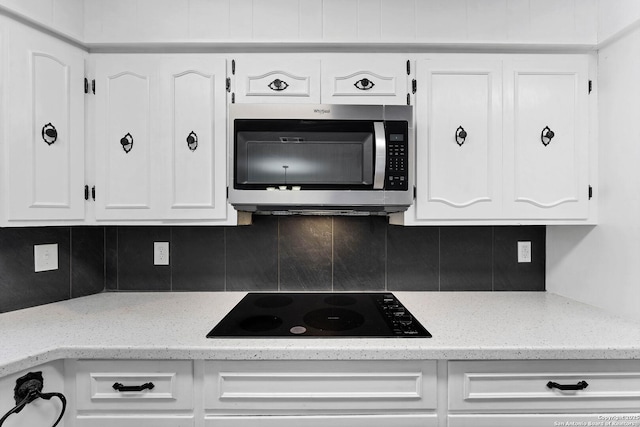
[233,57,320,103]
[414,59,502,220]
[5,24,85,221]
[0,361,65,427]
[93,55,161,220]
[321,56,409,105]
[158,56,229,220]
[503,56,590,220]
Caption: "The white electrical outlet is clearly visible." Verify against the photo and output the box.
[154,242,169,266]
[34,244,58,272]
[517,241,532,263]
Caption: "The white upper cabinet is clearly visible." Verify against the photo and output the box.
[93,55,232,223]
[94,55,160,220]
[503,56,590,220]
[321,56,409,105]
[396,54,594,225]
[233,57,321,104]
[3,21,86,223]
[159,56,229,221]
[414,59,503,220]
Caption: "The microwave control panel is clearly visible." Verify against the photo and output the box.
[385,121,409,191]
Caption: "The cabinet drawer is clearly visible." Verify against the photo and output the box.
[448,413,640,427]
[75,360,193,411]
[205,414,437,427]
[204,360,437,413]
[449,360,640,412]
[76,415,194,427]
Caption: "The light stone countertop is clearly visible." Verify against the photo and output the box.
[1,291,640,377]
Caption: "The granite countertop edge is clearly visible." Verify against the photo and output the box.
[1,291,639,377]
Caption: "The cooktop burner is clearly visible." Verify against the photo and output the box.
[206,292,432,338]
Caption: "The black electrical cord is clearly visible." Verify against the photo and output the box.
[0,388,66,427]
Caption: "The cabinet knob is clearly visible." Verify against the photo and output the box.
[42,123,58,145]
[268,78,289,92]
[120,133,133,153]
[541,126,555,146]
[186,131,198,151]
[455,126,467,146]
[354,77,375,90]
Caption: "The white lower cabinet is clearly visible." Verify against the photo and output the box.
[72,359,194,427]
[448,360,640,427]
[0,361,66,427]
[203,360,438,426]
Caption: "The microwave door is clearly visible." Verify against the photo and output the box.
[373,122,386,190]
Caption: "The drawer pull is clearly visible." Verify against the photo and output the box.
[112,382,155,392]
[546,380,589,391]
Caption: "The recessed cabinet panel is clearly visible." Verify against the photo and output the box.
[234,57,321,103]
[94,56,159,220]
[205,414,438,427]
[504,57,589,219]
[321,57,408,105]
[32,54,71,207]
[160,57,228,220]
[415,60,502,220]
[449,360,640,412]
[204,360,437,412]
[6,25,85,221]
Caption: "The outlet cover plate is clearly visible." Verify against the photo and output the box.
[34,244,58,272]
[154,242,169,266]
[517,241,531,263]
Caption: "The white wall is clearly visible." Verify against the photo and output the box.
[598,0,640,44]
[0,0,83,41]
[546,24,640,322]
[83,0,597,46]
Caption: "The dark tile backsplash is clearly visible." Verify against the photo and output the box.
[0,227,103,313]
[0,219,545,313]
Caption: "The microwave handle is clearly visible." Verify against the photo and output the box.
[373,122,386,189]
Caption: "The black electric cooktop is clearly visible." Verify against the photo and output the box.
[206,292,432,338]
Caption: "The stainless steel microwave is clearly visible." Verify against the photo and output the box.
[228,104,414,215]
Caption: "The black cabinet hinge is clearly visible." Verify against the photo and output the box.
[412,79,417,94]
[232,59,235,75]
[406,60,411,75]
[413,186,417,200]
[232,93,235,103]
[92,186,96,201]
[92,79,95,94]
[84,78,89,94]
[588,80,592,94]
[226,186,229,198]
[84,185,89,200]
[406,93,410,105]
[588,185,593,200]
[226,77,231,92]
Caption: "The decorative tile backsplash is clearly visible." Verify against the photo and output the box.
[0,218,545,313]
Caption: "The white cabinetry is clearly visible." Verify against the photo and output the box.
[503,57,590,220]
[203,360,438,426]
[2,19,85,224]
[0,361,66,427]
[233,57,321,104]
[414,59,503,220]
[232,55,409,105]
[448,360,640,427]
[398,54,593,225]
[321,56,409,105]
[92,54,232,223]
[72,359,194,426]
